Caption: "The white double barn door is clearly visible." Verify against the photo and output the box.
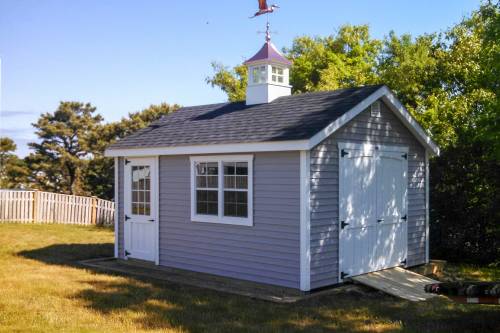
[339,144,408,279]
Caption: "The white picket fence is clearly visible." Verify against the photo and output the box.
[0,190,115,226]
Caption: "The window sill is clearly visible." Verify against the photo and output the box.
[191,214,253,227]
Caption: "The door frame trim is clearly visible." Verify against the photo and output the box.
[123,156,159,264]
[337,142,409,282]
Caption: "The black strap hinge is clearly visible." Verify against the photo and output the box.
[401,214,407,221]
[125,250,130,256]
[341,271,350,279]
[341,149,349,157]
[401,258,407,265]
[401,153,408,160]
[341,221,349,229]
[125,159,131,165]
[125,215,131,221]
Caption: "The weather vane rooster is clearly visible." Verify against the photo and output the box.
[250,0,279,18]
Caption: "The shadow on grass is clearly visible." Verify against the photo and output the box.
[18,244,500,333]
[18,243,114,265]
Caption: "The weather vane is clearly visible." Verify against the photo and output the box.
[250,0,279,18]
[250,0,279,42]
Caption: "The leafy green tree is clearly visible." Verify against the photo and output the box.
[430,138,500,264]
[0,137,29,188]
[206,62,247,102]
[27,102,103,195]
[0,137,16,169]
[286,24,382,92]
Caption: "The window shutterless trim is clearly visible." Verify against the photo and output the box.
[190,155,254,226]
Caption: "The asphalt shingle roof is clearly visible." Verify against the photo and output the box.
[108,84,384,150]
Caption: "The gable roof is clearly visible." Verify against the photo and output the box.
[105,85,439,157]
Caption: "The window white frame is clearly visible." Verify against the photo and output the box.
[251,65,267,84]
[190,155,254,226]
[271,66,284,83]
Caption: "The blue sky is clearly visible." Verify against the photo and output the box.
[0,0,480,156]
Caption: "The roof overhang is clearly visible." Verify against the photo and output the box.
[104,140,310,157]
[105,85,439,157]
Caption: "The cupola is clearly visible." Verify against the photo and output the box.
[244,24,292,105]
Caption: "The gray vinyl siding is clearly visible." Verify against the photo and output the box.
[310,100,427,289]
[159,151,301,288]
[117,157,125,259]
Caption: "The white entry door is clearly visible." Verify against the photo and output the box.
[339,144,407,280]
[124,157,157,262]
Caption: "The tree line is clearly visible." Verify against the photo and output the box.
[1,2,498,264]
[0,103,179,199]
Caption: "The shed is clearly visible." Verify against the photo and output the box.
[105,37,439,291]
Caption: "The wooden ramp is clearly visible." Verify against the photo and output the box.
[351,267,439,302]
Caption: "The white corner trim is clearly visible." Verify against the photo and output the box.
[154,156,160,265]
[189,155,254,227]
[105,140,309,157]
[425,150,430,263]
[114,157,119,258]
[300,150,311,291]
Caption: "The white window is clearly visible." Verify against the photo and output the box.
[252,66,267,84]
[271,66,284,83]
[190,155,253,226]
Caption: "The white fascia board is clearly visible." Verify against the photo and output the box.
[308,86,440,156]
[105,140,309,157]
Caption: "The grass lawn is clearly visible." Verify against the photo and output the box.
[0,224,499,333]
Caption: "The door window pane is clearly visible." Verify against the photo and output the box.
[131,165,151,217]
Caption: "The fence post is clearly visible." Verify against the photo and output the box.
[91,196,98,225]
[32,190,39,223]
